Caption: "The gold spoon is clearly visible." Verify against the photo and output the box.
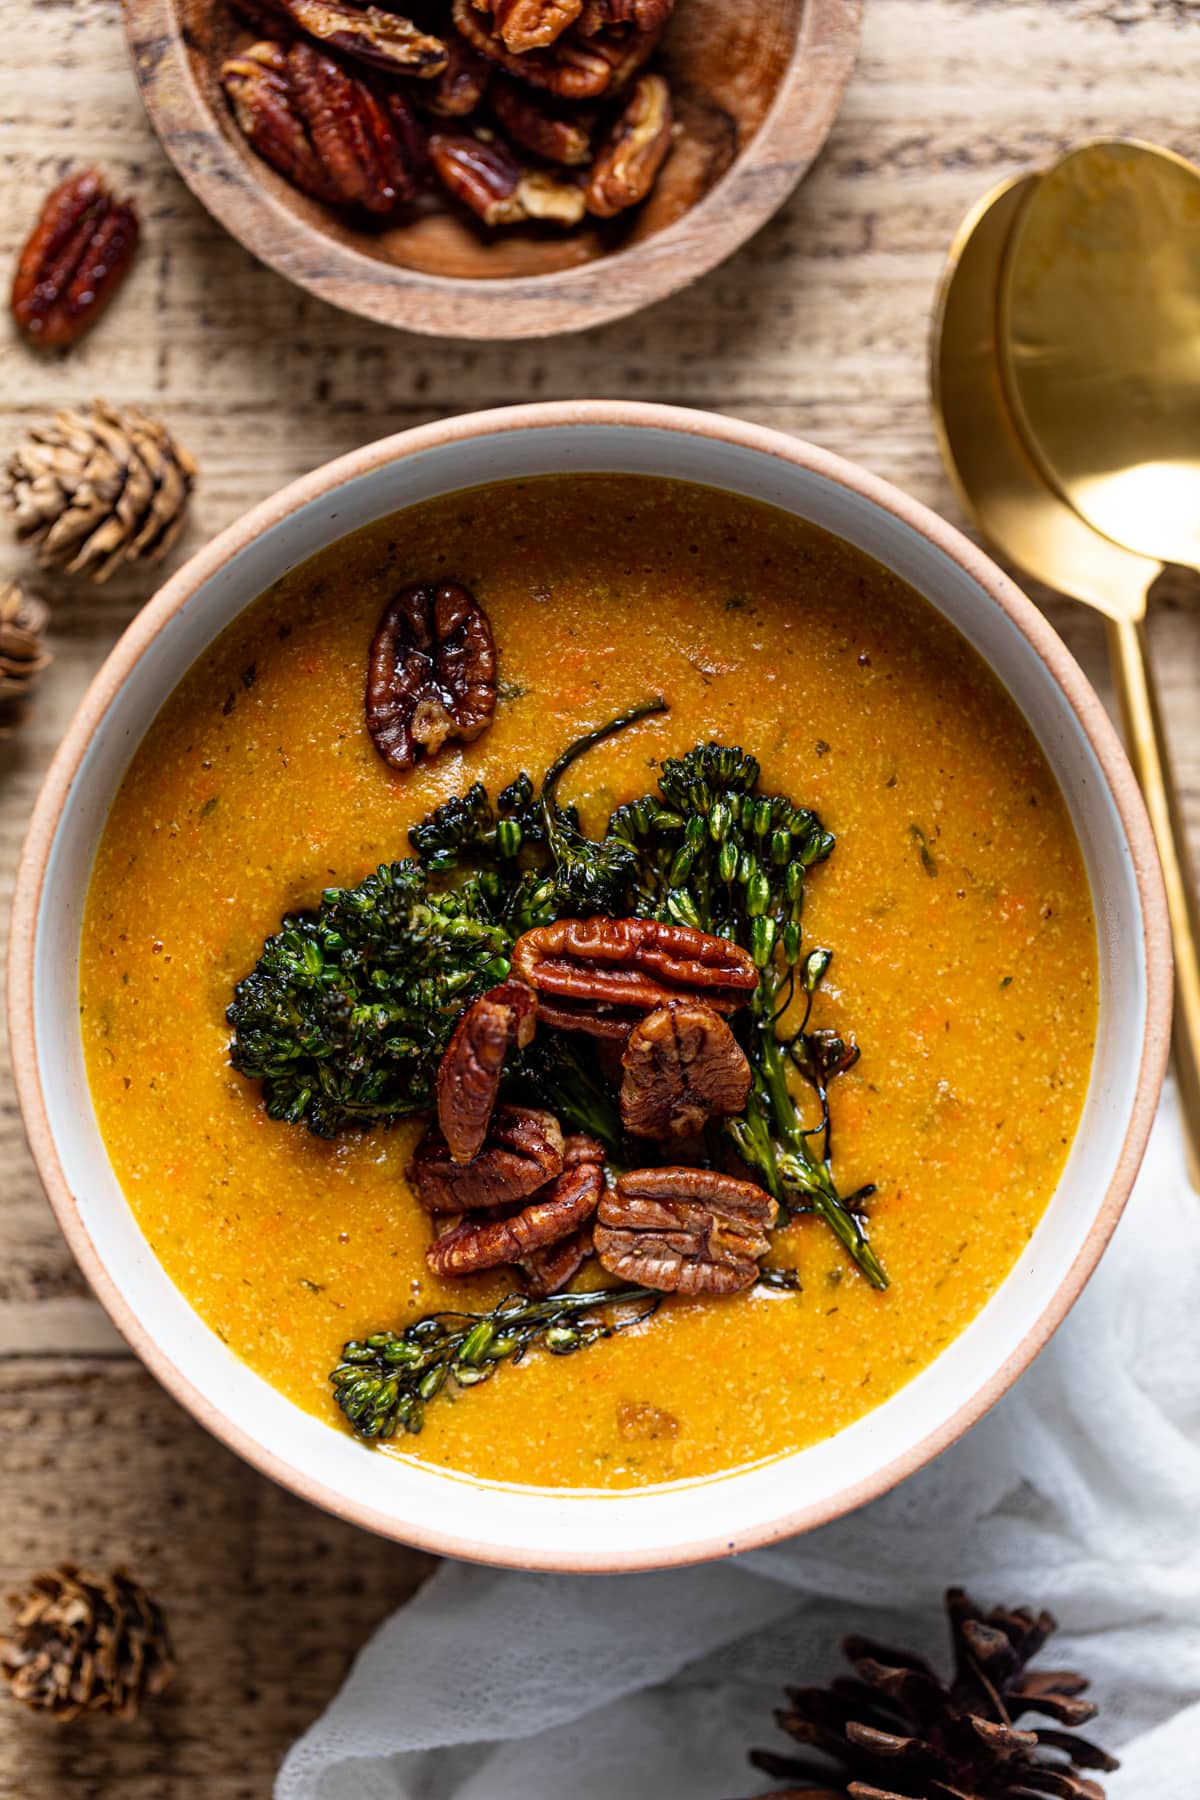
[932,172,1200,1190]
[1002,138,1200,572]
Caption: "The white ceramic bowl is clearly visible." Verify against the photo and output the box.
[8,403,1171,1571]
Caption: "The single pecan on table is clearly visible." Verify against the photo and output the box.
[436,977,537,1163]
[584,72,672,216]
[490,78,593,166]
[11,170,139,350]
[511,917,758,1038]
[427,1151,603,1277]
[366,581,496,770]
[410,1104,564,1212]
[594,1167,778,1295]
[620,1000,751,1139]
[236,0,448,77]
[428,131,586,226]
[222,40,425,212]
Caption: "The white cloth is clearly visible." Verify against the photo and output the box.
[278,1083,1200,1800]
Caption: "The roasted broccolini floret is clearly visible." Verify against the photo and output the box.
[332,1286,660,1440]
[227,861,513,1138]
[607,744,887,1289]
[228,703,665,1139]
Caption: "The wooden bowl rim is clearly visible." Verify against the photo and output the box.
[121,0,862,338]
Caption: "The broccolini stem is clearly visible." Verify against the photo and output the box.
[775,1153,888,1291]
[758,999,803,1146]
[540,695,669,822]
[540,697,669,914]
[730,966,889,1291]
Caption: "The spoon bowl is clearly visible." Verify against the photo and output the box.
[1002,138,1200,572]
[932,172,1160,622]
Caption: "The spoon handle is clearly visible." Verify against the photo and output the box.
[1107,614,1200,1190]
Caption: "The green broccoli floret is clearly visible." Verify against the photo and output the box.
[228,702,666,1139]
[227,861,513,1138]
[408,699,667,926]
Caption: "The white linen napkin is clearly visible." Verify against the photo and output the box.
[278,1081,1200,1800]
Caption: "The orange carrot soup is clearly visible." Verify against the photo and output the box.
[80,476,1097,1489]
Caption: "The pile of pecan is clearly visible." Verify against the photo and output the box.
[411,916,782,1299]
[219,0,678,230]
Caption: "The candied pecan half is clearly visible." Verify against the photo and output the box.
[490,78,592,166]
[576,0,674,33]
[585,72,672,217]
[429,130,586,225]
[453,0,614,98]
[489,0,583,54]
[437,977,537,1163]
[427,1155,602,1277]
[223,41,425,212]
[620,1001,751,1139]
[238,0,448,76]
[223,42,342,204]
[410,1104,564,1212]
[519,1225,594,1297]
[422,35,493,116]
[291,43,425,210]
[562,1131,607,1167]
[517,1133,605,1293]
[511,917,758,1038]
[578,18,664,93]
[11,169,139,350]
[594,1167,777,1295]
[429,131,520,223]
[366,581,496,770]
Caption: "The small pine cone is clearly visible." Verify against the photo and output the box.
[0,1565,175,1722]
[750,1587,1119,1800]
[0,579,51,717]
[2,401,196,584]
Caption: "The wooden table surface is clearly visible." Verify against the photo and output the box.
[3,1,1199,1793]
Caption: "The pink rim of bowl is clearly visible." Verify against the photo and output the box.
[8,403,1172,1572]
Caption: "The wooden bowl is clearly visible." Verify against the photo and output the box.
[122,0,861,338]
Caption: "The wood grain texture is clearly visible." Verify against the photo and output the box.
[122,0,861,336]
[2,0,1199,1791]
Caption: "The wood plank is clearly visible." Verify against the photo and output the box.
[0,1358,430,1798]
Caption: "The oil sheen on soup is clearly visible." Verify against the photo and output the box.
[80,476,1097,1490]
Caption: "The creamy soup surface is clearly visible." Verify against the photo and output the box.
[81,476,1097,1490]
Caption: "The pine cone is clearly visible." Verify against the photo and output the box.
[750,1588,1119,1800]
[0,1565,175,1721]
[0,579,51,719]
[2,401,196,584]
